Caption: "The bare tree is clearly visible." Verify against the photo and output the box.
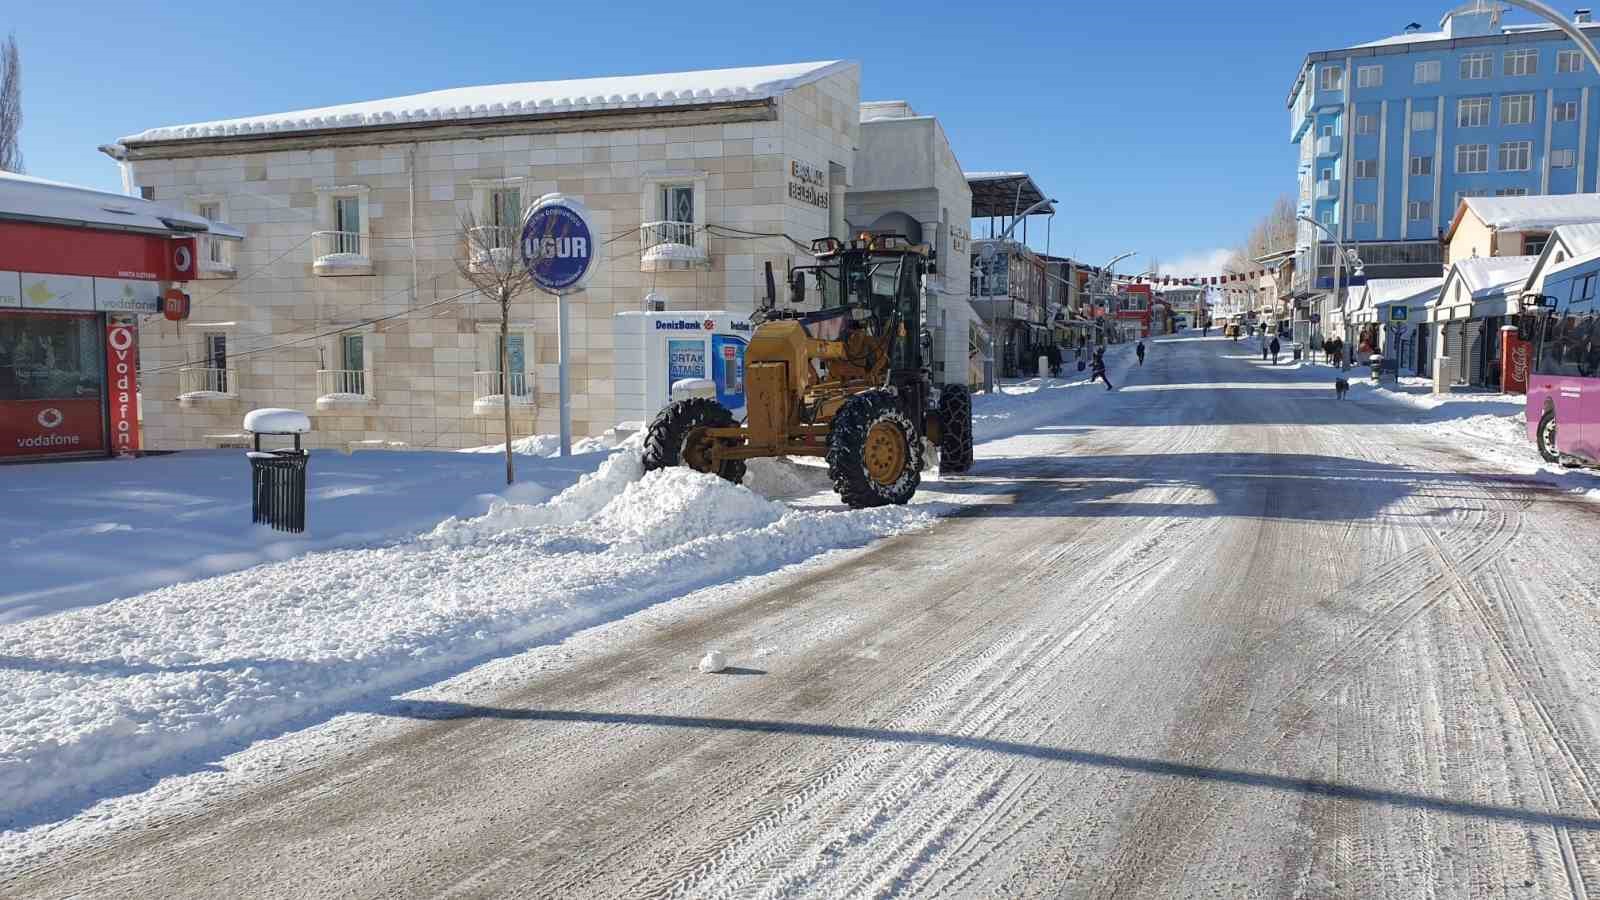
[0,32,21,174]
[456,210,533,485]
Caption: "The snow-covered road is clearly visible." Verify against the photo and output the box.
[12,334,1600,897]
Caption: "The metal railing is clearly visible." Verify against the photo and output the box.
[313,230,366,258]
[640,220,702,254]
[473,370,533,402]
[178,366,236,396]
[316,368,370,397]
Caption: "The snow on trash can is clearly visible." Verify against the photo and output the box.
[243,408,311,534]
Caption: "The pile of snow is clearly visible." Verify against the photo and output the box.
[698,650,729,674]
[458,428,632,458]
[0,448,932,821]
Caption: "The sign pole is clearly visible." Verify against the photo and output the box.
[558,294,571,457]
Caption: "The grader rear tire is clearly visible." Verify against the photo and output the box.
[642,398,746,485]
[827,390,922,508]
[938,385,974,474]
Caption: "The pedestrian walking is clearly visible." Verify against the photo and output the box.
[1046,342,1062,378]
[1261,339,1270,361]
[1091,347,1114,391]
[1270,336,1281,365]
[1136,341,1146,367]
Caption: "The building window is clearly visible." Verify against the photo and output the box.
[341,334,366,395]
[1357,65,1384,88]
[1505,48,1539,77]
[1501,93,1535,126]
[1354,159,1378,179]
[1355,114,1376,135]
[1456,144,1490,173]
[1496,187,1531,197]
[1354,203,1376,224]
[314,185,372,275]
[1320,65,1344,91]
[1553,147,1577,168]
[1321,208,1336,227]
[1410,155,1434,176]
[1558,49,1585,73]
[1499,140,1533,171]
[1460,52,1492,80]
[1408,200,1432,221]
[202,332,229,394]
[1458,96,1491,128]
[489,188,521,241]
[661,185,694,223]
[1411,109,1436,131]
[1414,59,1441,84]
[1556,100,1580,122]
[1454,189,1491,209]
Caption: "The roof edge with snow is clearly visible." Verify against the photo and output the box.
[118,60,856,146]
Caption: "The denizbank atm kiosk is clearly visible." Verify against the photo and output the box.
[613,311,751,426]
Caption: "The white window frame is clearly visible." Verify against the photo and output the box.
[1461,52,1492,80]
[1408,200,1432,222]
[1454,189,1491,209]
[1495,187,1531,197]
[1504,48,1539,77]
[1410,155,1434,176]
[1498,140,1533,172]
[1558,49,1585,73]
[1501,93,1535,126]
[1355,114,1376,135]
[1411,109,1436,131]
[1354,202,1376,224]
[1414,59,1441,84]
[473,322,534,400]
[1354,159,1379,179]
[638,168,709,233]
[1320,208,1337,227]
[1556,100,1580,122]
[1319,65,1344,91]
[186,194,235,277]
[314,184,372,275]
[1458,97,1491,128]
[1357,65,1384,89]
[317,327,378,402]
[1552,147,1577,168]
[469,176,527,252]
[1456,143,1490,173]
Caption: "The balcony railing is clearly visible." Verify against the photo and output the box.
[472,370,535,416]
[1315,135,1340,157]
[1315,181,1338,200]
[177,366,238,408]
[316,368,372,409]
[640,220,709,272]
[468,226,519,274]
[312,230,372,276]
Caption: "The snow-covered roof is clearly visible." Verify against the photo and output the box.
[120,60,854,144]
[1548,222,1600,258]
[1441,255,1539,301]
[0,171,243,238]
[963,172,1029,181]
[1458,194,1600,233]
[1353,30,1446,48]
[1356,277,1442,310]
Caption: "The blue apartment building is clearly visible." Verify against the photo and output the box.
[1287,3,1600,293]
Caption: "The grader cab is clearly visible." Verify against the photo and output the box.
[642,234,974,508]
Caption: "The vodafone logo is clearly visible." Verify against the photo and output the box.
[174,245,193,274]
[703,319,715,331]
[36,408,63,429]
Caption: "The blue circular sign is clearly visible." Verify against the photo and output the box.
[521,197,596,294]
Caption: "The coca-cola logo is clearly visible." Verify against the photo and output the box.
[1512,342,1530,383]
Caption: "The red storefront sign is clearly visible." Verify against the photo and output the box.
[1502,328,1531,395]
[105,321,141,454]
[0,221,196,282]
[0,398,106,457]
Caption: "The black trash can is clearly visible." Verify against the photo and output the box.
[249,448,309,533]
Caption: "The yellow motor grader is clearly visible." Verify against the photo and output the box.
[642,234,974,508]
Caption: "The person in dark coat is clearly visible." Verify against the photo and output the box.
[1091,347,1113,390]
[1135,340,1146,366]
[1046,342,1062,377]
[1270,336,1282,365]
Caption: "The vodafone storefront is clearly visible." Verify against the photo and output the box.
[0,172,229,461]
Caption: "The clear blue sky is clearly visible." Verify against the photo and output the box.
[6,1,1559,275]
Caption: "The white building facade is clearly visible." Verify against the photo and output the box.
[108,61,860,449]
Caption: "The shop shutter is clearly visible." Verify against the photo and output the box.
[1465,319,1485,386]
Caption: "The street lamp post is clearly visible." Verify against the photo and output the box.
[983,197,1059,393]
[1298,213,1346,366]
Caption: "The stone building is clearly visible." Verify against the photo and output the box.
[106,60,860,449]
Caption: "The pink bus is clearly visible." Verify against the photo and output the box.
[1527,257,1600,466]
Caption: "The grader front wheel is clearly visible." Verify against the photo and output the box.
[827,390,923,508]
[642,398,747,484]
